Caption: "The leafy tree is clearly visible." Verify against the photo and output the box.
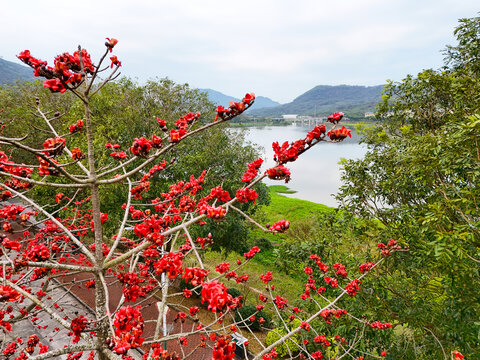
[338,15,480,358]
[0,77,269,253]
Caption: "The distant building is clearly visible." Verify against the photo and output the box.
[364,112,375,118]
[282,114,298,120]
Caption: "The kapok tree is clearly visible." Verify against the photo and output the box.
[0,38,405,360]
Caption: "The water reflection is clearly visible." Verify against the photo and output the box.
[239,123,367,207]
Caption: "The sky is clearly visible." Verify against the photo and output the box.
[1,1,478,103]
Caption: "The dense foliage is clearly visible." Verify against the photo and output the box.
[0,78,269,253]
[338,15,480,359]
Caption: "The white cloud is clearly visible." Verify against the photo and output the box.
[1,0,479,102]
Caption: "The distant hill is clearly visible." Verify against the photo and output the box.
[249,85,384,118]
[199,88,281,110]
[0,57,34,85]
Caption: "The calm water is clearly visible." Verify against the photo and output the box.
[239,123,367,207]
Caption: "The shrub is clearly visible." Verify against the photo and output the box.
[226,287,243,300]
[265,319,302,357]
[235,305,272,331]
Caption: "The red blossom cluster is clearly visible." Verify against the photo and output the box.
[70,315,88,343]
[118,273,153,302]
[27,243,50,261]
[110,55,121,68]
[262,348,278,360]
[320,309,347,324]
[305,124,326,144]
[235,187,258,203]
[327,112,344,123]
[370,321,393,330]
[0,285,20,302]
[272,139,305,164]
[183,267,209,286]
[37,156,60,176]
[313,335,331,347]
[71,147,84,160]
[130,182,150,199]
[157,118,167,131]
[69,120,84,133]
[18,48,96,93]
[112,306,144,354]
[359,262,375,273]
[269,219,290,233]
[214,93,255,122]
[332,263,348,277]
[215,262,230,274]
[324,276,338,288]
[300,321,310,331]
[0,152,33,182]
[327,126,351,141]
[260,271,273,284]
[377,239,403,256]
[206,186,232,202]
[266,165,291,182]
[43,137,66,157]
[130,137,152,157]
[241,158,263,183]
[244,246,260,260]
[201,280,236,313]
[346,279,361,296]
[273,295,288,309]
[0,204,25,221]
[310,254,329,273]
[212,336,236,360]
[167,112,200,143]
[154,252,183,279]
[199,205,226,221]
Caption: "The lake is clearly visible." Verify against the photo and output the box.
[238,123,367,207]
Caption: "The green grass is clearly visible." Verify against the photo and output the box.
[268,185,297,194]
[257,185,333,225]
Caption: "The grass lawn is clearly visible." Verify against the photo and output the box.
[261,185,333,223]
[249,185,334,244]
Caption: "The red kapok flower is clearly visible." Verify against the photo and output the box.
[266,165,291,182]
[70,315,88,343]
[43,79,66,93]
[327,112,344,123]
[243,92,255,105]
[327,126,351,141]
[269,219,290,233]
[110,56,122,68]
[201,280,234,313]
[0,285,20,302]
[71,147,84,160]
[105,38,119,52]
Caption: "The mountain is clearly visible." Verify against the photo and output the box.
[248,85,384,118]
[0,57,35,85]
[199,88,281,110]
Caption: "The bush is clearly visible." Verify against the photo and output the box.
[265,319,302,357]
[254,237,273,251]
[226,287,243,301]
[235,305,272,331]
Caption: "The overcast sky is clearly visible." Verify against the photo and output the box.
[2,1,478,103]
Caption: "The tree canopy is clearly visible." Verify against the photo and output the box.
[337,15,480,358]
